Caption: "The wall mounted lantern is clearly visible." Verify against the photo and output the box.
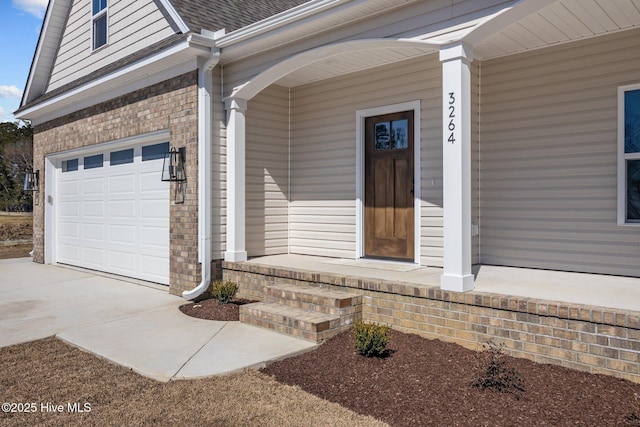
[161,147,186,182]
[23,170,39,192]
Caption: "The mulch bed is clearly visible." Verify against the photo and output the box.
[179,298,256,321]
[262,329,640,427]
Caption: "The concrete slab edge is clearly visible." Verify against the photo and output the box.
[172,342,318,381]
[55,334,175,383]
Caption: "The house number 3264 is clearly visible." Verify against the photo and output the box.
[448,92,456,144]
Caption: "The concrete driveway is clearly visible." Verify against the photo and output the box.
[0,258,315,381]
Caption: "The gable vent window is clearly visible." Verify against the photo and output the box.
[92,0,108,50]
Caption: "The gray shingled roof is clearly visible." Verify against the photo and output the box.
[169,0,311,33]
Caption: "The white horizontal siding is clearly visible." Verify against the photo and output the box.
[479,28,640,277]
[471,60,480,265]
[245,85,289,257]
[212,67,226,260]
[48,0,176,91]
[289,55,444,264]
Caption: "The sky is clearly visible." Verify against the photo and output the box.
[0,0,47,123]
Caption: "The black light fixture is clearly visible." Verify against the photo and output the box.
[23,170,39,192]
[161,147,186,182]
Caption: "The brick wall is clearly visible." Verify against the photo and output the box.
[223,261,640,383]
[33,72,200,295]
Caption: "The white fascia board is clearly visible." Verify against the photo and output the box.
[156,0,190,33]
[215,0,351,47]
[16,39,213,125]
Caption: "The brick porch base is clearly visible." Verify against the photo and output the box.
[223,260,640,383]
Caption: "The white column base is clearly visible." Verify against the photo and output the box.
[225,251,248,262]
[440,273,475,292]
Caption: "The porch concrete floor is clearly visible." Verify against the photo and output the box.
[243,254,640,312]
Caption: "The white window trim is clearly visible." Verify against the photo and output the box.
[92,1,109,51]
[355,100,421,264]
[617,84,640,226]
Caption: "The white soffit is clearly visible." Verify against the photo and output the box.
[474,0,640,60]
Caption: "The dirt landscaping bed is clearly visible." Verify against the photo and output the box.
[0,214,33,260]
[0,241,32,259]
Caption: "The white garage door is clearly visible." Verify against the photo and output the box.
[55,141,170,285]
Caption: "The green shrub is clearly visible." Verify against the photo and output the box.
[210,280,239,304]
[353,321,390,357]
[471,341,525,399]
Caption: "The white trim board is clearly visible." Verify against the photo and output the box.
[618,82,640,227]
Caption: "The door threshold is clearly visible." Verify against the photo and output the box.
[324,258,421,272]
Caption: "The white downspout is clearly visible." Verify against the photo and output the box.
[182,48,220,299]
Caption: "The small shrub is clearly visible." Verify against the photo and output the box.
[210,280,239,304]
[471,341,525,399]
[353,321,390,357]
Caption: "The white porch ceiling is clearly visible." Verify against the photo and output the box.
[276,45,435,87]
[272,0,640,88]
[474,0,640,60]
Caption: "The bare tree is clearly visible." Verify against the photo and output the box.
[0,122,33,211]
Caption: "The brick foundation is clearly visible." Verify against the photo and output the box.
[223,261,640,383]
[33,72,200,295]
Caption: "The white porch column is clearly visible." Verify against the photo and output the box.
[439,43,474,292]
[225,97,248,262]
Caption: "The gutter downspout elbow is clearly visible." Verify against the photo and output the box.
[182,48,220,300]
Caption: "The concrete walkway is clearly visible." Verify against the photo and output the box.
[0,258,316,381]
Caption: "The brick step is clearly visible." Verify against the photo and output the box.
[240,302,347,343]
[264,283,362,316]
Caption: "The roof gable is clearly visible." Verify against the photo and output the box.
[20,0,311,112]
[47,0,180,92]
[21,0,73,107]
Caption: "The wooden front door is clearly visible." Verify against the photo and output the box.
[365,110,414,260]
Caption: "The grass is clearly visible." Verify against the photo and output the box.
[0,338,388,427]
[0,213,33,227]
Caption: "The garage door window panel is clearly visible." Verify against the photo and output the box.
[84,154,104,169]
[142,142,169,161]
[62,159,78,172]
[110,148,134,166]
